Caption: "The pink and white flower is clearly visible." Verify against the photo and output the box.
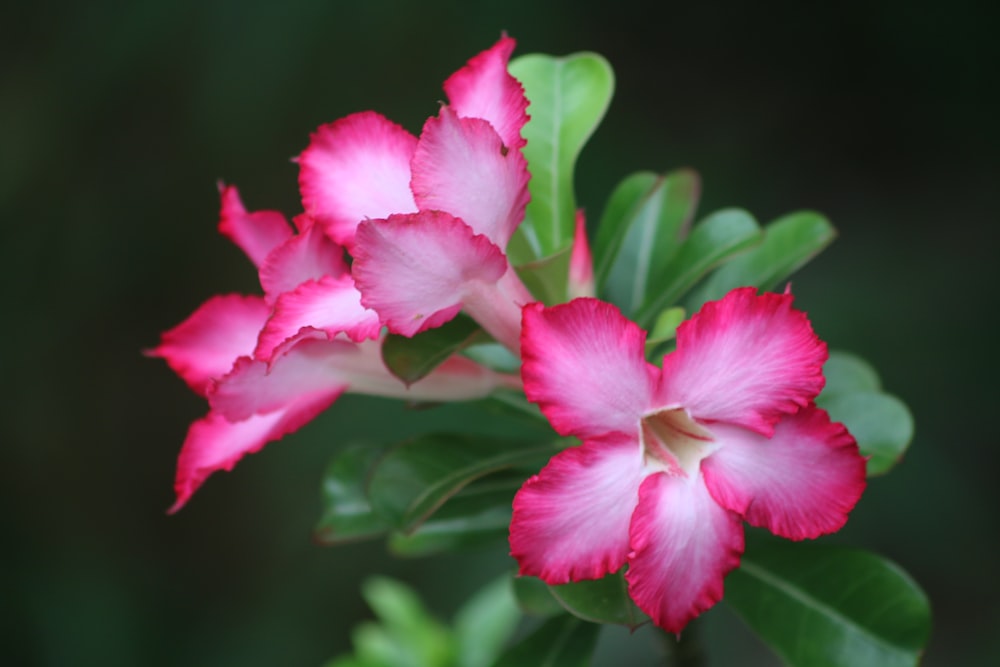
[150,186,515,512]
[509,287,867,633]
[297,36,535,352]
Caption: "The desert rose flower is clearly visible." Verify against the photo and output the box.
[509,287,867,633]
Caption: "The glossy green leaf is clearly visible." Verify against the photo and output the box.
[596,169,702,315]
[687,210,836,309]
[315,443,391,545]
[454,575,522,667]
[634,208,762,327]
[491,615,599,667]
[388,474,521,556]
[726,543,931,667]
[818,392,914,476]
[550,571,647,630]
[646,306,685,346]
[507,52,614,263]
[822,351,882,397]
[512,576,565,618]
[381,315,486,385]
[367,433,561,532]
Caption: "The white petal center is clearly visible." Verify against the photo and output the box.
[641,407,716,477]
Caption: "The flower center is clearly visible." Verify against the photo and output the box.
[640,407,715,477]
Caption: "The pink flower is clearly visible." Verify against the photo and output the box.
[509,288,867,633]
[150,186,514,512]
[297,36,534,352]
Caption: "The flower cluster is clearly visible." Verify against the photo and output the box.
[151,36,866,633]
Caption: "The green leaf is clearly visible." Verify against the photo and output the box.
[550,571,647,630]
[507,52,614,263]
[817,350,914,476]
[367,433,562,532]
[355,578,456,667]
[388,474,521,556]
[726,543,931,667]
[454,575,522,667]
[515,243,572,306]
[491,615,599,667]
[596,169,702,315]
[381,315,487,385]
[512,576,565,618]
[687,210,836,309]
[634,208,762,327]
[822,351,882,397]
[818,392,914,476]
[314,443,391,545]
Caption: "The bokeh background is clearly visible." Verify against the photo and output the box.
[3,0,997,665]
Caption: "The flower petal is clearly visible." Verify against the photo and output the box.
[254,275,381,361]
[568,209,595,299]
[510,438,646,583]
[443,34,528,150]
[701,406,867,540]
[521,299,657,442]
[352,211,507,337]
[169,396,341,513]
[626,473,744,634]
[298,111,418,248]
[147,294,270,396]
[210,332,360,421]
[258,223,348,301]
[410,106,529,248]
[658,287,827,436]
[217,184,293,268]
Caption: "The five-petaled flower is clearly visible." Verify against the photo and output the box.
[509,287,867,633]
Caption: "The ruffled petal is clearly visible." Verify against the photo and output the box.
[443,34,528,150]
[658,287,827,436]
[298,111,418,248]
[510,438,646,583]
[410,107,529,248]
[254,275,381,361]
[626,473,744,634]
[169,396,341,513]
[147,294,270,396]
[352,211,507,337]
[701,406,867,540]
[217,184,293,268]
[258,223,348,301]
[521,299,656,442]
[210,333,360,421]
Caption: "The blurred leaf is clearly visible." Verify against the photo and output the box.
[461,342,521,374]
[381,315,487,385]
[512,575,565,618]
[634,208,762,327]
[368,433,562,531]
[647,306,685,344]
[454,575,522,667]
[515,244,572,306]
[353,578,456,667]
[818,392,914,476]
[507,52,614,263]
[596,169,702,315]
[817,350,913,476]
[315,443,391,545]
[550,571,647,630]
[491,615,599,667]
[822,351,882,397]
[726,543,931,667]
[388,474,521,556]
[687,210,836,309]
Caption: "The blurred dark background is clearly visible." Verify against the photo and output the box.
[3,0,997,665]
